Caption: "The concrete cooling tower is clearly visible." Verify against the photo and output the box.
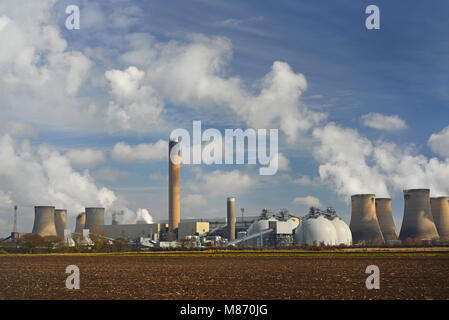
[350,194,384,244]
[168,138,181,240]
[85,207,105,230]
[227,197,236,241]
[375,198,398,241]
[399,189,439,241]
[32,206,57,237]
[430,197,449,240]
[54,209,67,237]
[75,212,86,234]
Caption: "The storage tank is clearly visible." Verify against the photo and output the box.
[399,189,439,241]
[350,194,384,244]
[32,206,57,237]
[294,215,338,246]
[430,197,449,240]
[54,209,67,237]
[375,198,398,241]
[75,212,86,234]
[85,207,105,230]
[328,217,352,246]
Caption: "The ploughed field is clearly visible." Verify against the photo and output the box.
[0,253,448,299]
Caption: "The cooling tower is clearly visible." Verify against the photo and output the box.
[32,206,57,237]
[85,207,105,231]
[168,138,181,240]
[227,197,236,241]
[375,198,398,241]
[350,194,384,244]
[54,209,67,237]
[399,189,439,241]
[430,197,449,240]
[75,212,86,234]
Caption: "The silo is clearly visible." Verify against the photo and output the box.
[85,207,105,231]
[375,198,398,241]
[430,197,449,240]
[350,194,384,244]
[32,206,57,237]
[227,197,236,241]
[54,209,67,237]
[75,212,86,234]
[399,189,439,241]
[168,138,181,240]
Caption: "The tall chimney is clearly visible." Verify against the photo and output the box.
[75,212,86,234]
[399,189,439,241]
[430,197,449,240]
[32,206,57,237]
[227,197,235,241]
[54,209,67,237]
[375,198,398,241]
[85,207,105,231]
[350,194,384,244]
[168,138,181,240]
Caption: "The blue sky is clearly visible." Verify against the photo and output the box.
[1,0,449,235]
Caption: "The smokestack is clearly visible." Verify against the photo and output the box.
[85,207,105,231]
[168,138,181,240]
[375,198,398,241]
[54,209,67,237]
[430,197,449,240]
[350,194,384,244]
[32,206,57,237]
[227,197,235,241]
[399,189,439,241]
[75,212,86,234]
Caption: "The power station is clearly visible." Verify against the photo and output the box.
[8,138,449,248]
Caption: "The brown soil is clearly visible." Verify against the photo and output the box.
[0,255,448,300]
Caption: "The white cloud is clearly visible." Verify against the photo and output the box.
[145,35,326,143]
[105,66,165,132]
[111,140,167,162]
[312,123,390,199]
[428,125,449,158]
[361,113,407,131]
[65,148,106,168]
[312,123,449,199]
[277,152,290,171]
[292,196,322,208]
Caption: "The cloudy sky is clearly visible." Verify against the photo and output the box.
[1,0,449,236]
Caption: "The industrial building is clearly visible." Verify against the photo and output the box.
[375,198,398,241]
[430,197,449,240]
[98,223,161,240]
[54,209,67,237]
[350,194,384,244]
[399,189,439,241]
[32,206,57,237]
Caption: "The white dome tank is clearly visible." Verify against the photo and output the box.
[247,217,277,235]
[294,215,338,246]
[329,217,352,246]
